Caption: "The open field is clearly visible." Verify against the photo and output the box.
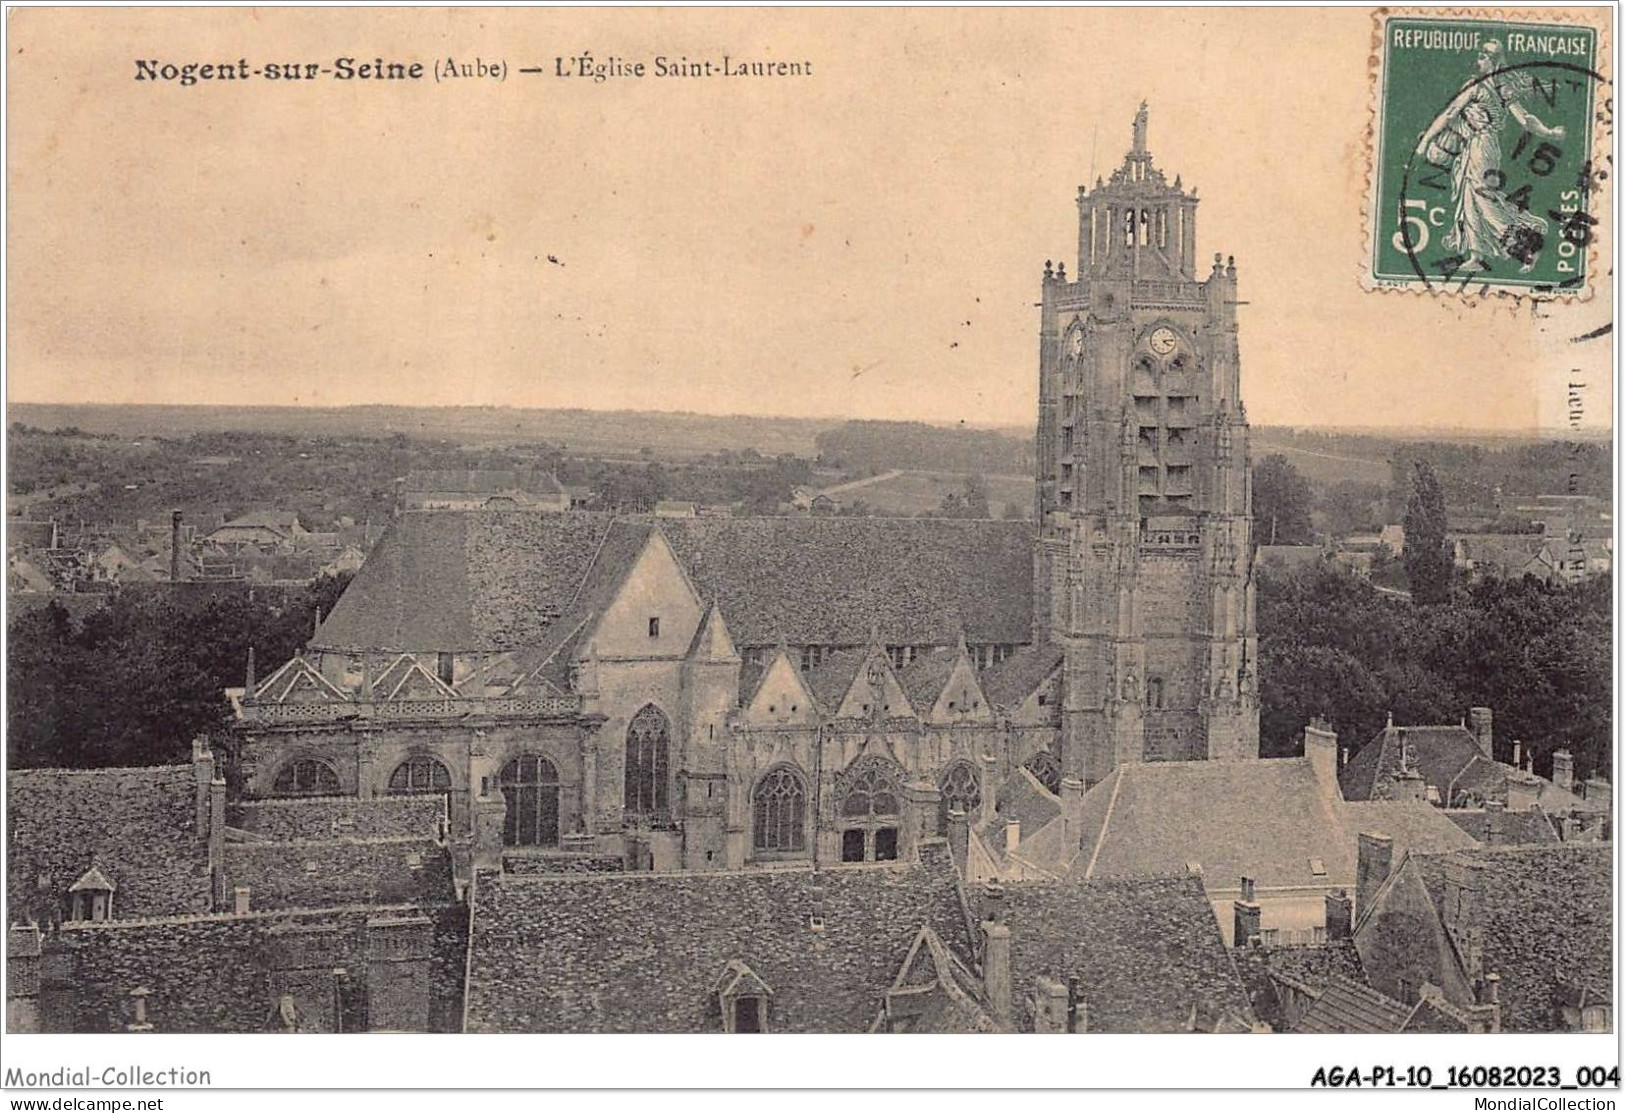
[834,470,1034,518]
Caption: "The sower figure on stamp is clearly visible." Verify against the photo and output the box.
[1419,40,1566,273]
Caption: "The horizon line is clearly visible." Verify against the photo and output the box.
[5,399,1612,440]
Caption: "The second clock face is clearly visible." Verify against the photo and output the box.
[1149,327,1178,356]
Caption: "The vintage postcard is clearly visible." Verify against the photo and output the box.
[2,5,1616,1101]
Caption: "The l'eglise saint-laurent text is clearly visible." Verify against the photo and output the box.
[555,53,812,82]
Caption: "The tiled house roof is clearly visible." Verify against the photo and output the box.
[466,843,974,1033]
[1294,975,1414,1033]
[898,646,959,712]
[1339,724,1491,804]
[660,517,1033,647]
[975,875,1259,1032]
[1231,940,1368,1030]
[1410,844,1612,1033]
[981,644,1063,712]
[1073,759,1353,890]
[1339,801,1478,860]
[7,766,213,923]
[221,837,455,912]
[1445,808,1560,845]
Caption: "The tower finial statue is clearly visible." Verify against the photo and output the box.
[1131,101,1149,155]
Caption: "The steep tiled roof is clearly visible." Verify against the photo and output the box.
[466,843,975,1032]
[316,513,1033,655]
[981,644,1063,712]
[1340,724,1495,804]
[977,875,1258,1032]
[660,518,1033,647]
[1232,940,1368,1030]
[222,838,454,912]
[1409,844,1612,1032]
[1294,975,1413,1033]
[1445,808,1559,845]
[1074,759,1353,889]
[1339,800,1479,859]
[314,512,619,651]
[7,765,212,923]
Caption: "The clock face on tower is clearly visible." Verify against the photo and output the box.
[1149,327,1178,356]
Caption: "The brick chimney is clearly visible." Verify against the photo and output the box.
[192,738,214,837]
[1324,889,1353,940]
[233,887,251,915]
[1506,770,1540,813]
[978,753,998,825]
[1511,740,1522,769]
[1031,976,1072,1033]
[902,779,941,860]
[1468,707,1493,758]
[1551,749,1575,793]
[1581,774,1612,814]
[980,882,1012,1026]
[1303,718,1340,801]
[1355,832,1393,919]
[1060,776,1085,847]
[1441,857,1484,979]
[1005,818,1022,856]
[1233,876,1261,948]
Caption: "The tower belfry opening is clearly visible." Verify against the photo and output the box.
[1034,104,1259,785]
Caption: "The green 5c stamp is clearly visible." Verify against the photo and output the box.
[1368,13,1604,294]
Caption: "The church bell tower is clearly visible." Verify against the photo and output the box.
[1033,104,1259,785]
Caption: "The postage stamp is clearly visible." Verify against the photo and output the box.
[1367,11,1605,295]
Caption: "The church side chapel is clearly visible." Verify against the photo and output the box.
[228,107,1261,885]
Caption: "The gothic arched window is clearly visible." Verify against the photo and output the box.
[1024,750,1063,796]
[752,766,807,854]
[388,756,451,795]
[272,758,340,797]
[624,704,671,819]
[937,760,981,833]
[499,755,560,847]
[835,756,904,863]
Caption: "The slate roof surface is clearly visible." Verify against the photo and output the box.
[466,843,975,1033]
[1445,808,1560,845]
[7,765,212,922]
[1339,800,1479,860]
[1073,759,1354,889]
[316,513,1034,655]
[1409,844,1612,1033]
[1294,975,1413,1033]
[980,644,1063,712]
[975,875,1258,1032]
[660,517,1033,647]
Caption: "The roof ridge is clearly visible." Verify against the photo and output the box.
[10,763,192,778]
[58,900,455,930]
[1082,770,1126,881]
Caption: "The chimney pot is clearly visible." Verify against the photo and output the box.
[233,886,251,915]
[1005,819,1022,854]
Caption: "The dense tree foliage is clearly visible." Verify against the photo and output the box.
[1258,563,1611,781]
[7,574,351,769]
[1254,454,1316,544]
[1403,459,1453,604]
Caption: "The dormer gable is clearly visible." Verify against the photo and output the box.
[875,924,998,1032]
[816,645,914,721]
[714,958,774,1033]
[913,638,991,724]
[743,646,817,727]
[67,864,116,922]
[254,655,352,706]
[586,528,704,660]
[371,654,458,701]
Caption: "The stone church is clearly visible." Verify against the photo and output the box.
[228,107,1260,877]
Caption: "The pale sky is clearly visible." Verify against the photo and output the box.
[6,7,1614,432]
